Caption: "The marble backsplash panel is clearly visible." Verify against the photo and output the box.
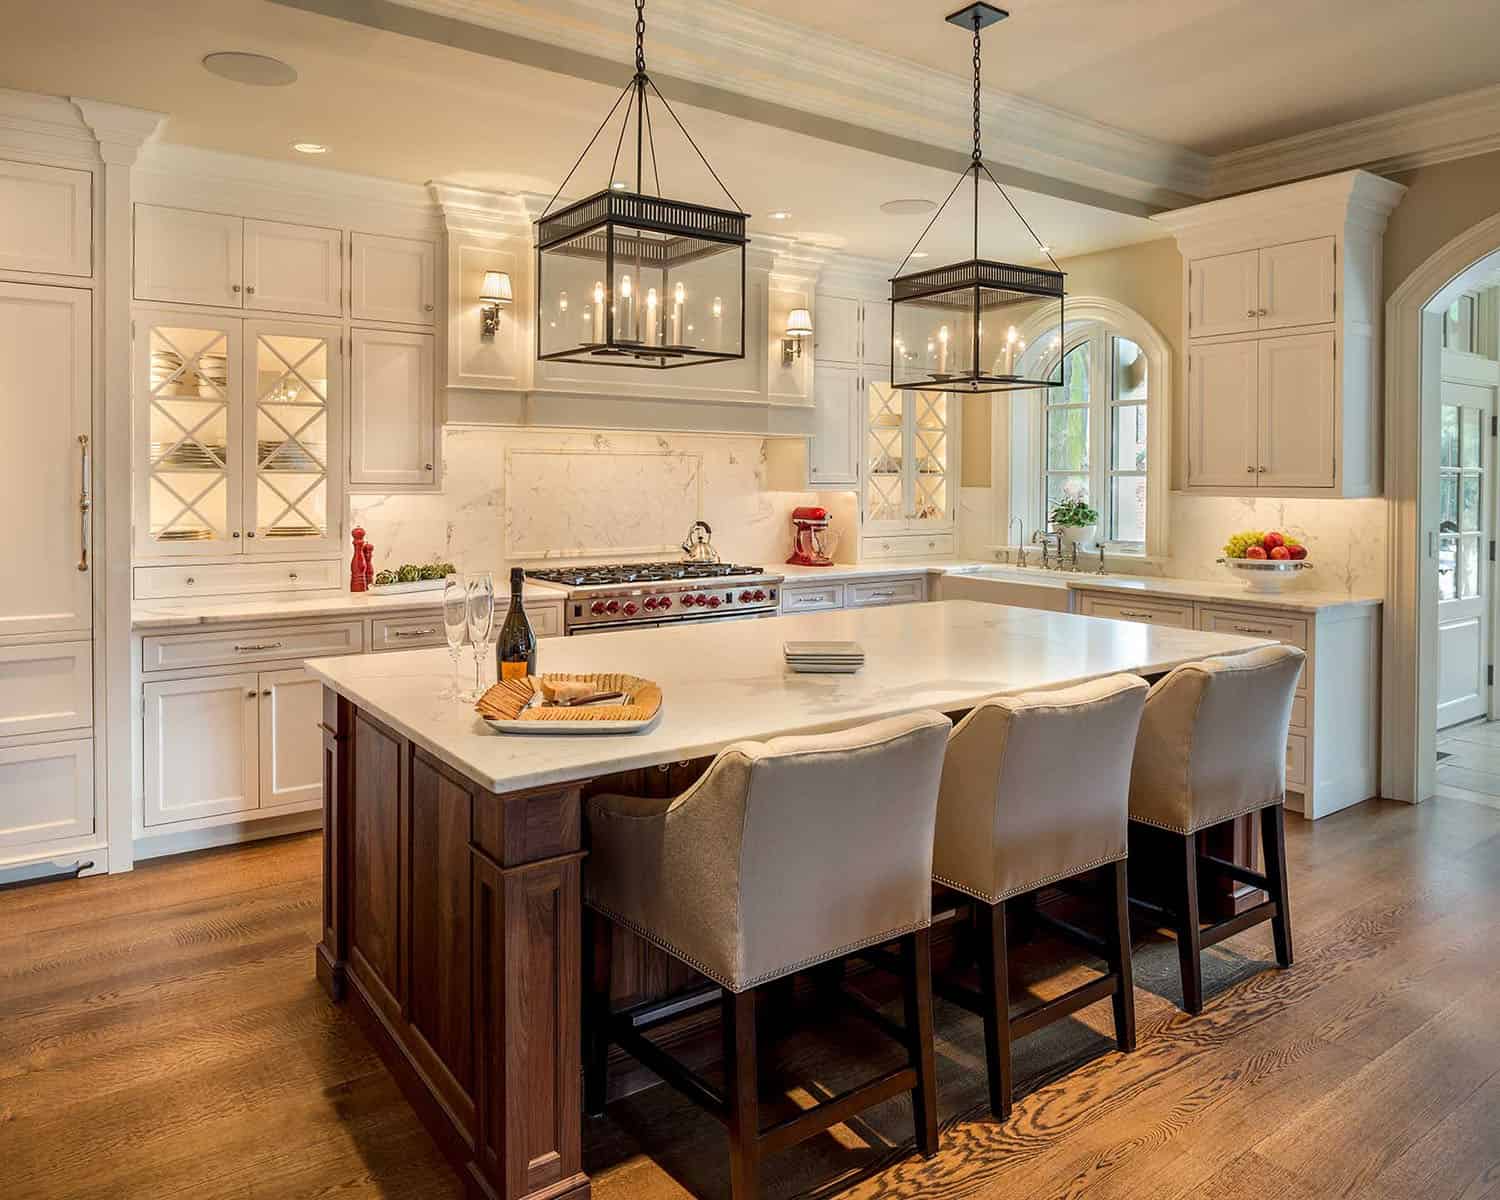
[349,425,859,574]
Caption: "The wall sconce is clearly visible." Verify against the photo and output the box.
[479,270,513,339]
[781,307,813,366]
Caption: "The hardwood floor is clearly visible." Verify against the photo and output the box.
[3,793,1499,1200]
[1437,719,1500,811]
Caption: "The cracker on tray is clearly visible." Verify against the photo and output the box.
[474,673,661,724]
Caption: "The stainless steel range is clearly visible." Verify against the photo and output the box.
[525,561,784,635]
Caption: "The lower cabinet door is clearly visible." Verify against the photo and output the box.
[0,737,94,850]
[143,673,259,826]
[258,667,324,809]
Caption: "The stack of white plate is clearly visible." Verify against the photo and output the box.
[783,641,865,674]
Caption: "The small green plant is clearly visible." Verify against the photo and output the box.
[1050,498,1098,528]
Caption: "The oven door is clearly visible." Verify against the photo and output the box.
[567,621,660,636]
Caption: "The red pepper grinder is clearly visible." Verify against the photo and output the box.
[362,542,375,588]
[350,526,368,592]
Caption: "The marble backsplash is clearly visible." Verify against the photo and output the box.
[349,424,859,574]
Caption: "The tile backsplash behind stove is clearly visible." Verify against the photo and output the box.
[349,425,858,575]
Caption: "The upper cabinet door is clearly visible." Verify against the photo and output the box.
[134,205,244,309]
[0,283,92,637]
[1188,250,1259,339]
[243,220,343,317]
[1258,331,1336,489]
[0,159,91,277]
[814,295,862,365]
[1186,339,1258,488]
[1258,237,1337,331]
[349,329,435,487]
[808,363,860,488]
[350,233,436,325]
[861,301,893,367]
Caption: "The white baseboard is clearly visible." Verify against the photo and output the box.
[133,810,322,863]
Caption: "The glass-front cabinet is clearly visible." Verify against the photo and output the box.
[134,312,342,559]
[862,381,955,533]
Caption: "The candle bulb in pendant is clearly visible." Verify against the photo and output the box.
[619,274,634,341]
[591,281,605,344]
[671,281,685,346]
[1005,325,1018,375]
[645,287,659,347]
[937,324,949,376]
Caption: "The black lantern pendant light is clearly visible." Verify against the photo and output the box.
[535,0,748,369]
[889,4,1065,393]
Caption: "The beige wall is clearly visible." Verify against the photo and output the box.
[1385,149,1500,299]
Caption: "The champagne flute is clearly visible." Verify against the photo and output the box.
[441,573,467,698]
[466,572,495,699]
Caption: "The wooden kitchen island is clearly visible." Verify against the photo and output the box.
[306,600,1273,1200]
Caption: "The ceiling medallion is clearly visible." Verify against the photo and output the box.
[535,0,748,370]
[889,4,1065,394]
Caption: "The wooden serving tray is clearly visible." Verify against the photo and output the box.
[475,672,663,734]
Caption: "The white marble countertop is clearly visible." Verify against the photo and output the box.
[131,582,562,631]
[1058,573,1381,613]
[778,558,980,582]
[305,599,1275,795]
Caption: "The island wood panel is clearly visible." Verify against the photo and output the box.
[349,710,403,1019]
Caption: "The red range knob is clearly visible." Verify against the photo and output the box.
[642,596,656,610]
[739,590,753,603]
[606,599,620,614]
[707,595,721,608]
[658,595,673,610]
[623,601,638,616]
[753,589,766,601]
[590,600,607,615]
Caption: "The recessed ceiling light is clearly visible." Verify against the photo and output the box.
[880,198,936,215]
[768,210,791,221]
[909,251,929,260]
[292,142,328,155]
[201,52,298,87]
[610,180,629,191]
[1037,244,1052,255]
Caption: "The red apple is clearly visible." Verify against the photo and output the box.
[1288,544,1308,561]
[1262,531,1286,551]
[1246,544,1269,560]
[1269,545,1291,560]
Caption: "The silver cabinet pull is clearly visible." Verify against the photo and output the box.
[76,434,90,572]
[234,641,284,652]
[391,628,438,638]
[866,590,896,600]
[1119,610,1155,619]
[1232,624,1274,636]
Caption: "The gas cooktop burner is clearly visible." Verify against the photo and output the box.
[526,561,767,587]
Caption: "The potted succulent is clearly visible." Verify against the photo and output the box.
[1050,498,1098,552]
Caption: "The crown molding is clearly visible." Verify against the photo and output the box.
[1211,82,1500,198]
[72,98,166,164]
[279,0,1209,209]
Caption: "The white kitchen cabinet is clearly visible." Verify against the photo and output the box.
[349,327,436,487]
[0,641,92,739]
[1258,331,1336,488]
[814,294,862,364]
[0,158,91,277]
[862,383,956,556]
[350,232,436,325]
[1186,339,1258,487]
[1157,170,1405,498]
[808,364,861,487]
[779,572,926,615]
[0,282,92,636]
[243,219,343,317]
[134,205,244,308]
[0,738,94,850]
[258,667,323,809]
[1187,249,1259,339]
[862,301,893,367]
[143,672,260,826]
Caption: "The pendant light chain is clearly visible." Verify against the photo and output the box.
[972,14,983,163]
[635,0,647,78]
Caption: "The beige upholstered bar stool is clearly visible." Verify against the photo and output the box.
[1128,644,1304,1015]
[931,674,1149,1120]
[582,710,951,1200]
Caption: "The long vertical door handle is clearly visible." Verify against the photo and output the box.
[77,434,91,572]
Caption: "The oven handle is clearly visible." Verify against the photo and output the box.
[567,608,778,634]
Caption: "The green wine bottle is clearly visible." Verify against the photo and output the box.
[495,566,537,682]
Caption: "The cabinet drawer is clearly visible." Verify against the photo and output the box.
[371,614,446,651]
[846,576,927,608]
[1286,732,1307,788]
[863,532,955,559]
[530,601,564,639]
[0,641,92,738]
[781,584,844,613]
[1196,606,1308,690]
[1077,593,1195,629]
[134,559,341,600]
[0,737,94,849]
[142,620,363,672]
[1290,694,1307,730]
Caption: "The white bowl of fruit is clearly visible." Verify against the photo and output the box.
[1218,531,1311,592]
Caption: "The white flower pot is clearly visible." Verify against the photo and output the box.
[1057,524,1096,552]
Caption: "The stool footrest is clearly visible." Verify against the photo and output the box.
[1034,909,1109,956]
[1012,974,1121,1040]
[611,1017,728,1119]
[1198,899,1279,949]
[1199,852,1271,892]
[759,1066,917,1155]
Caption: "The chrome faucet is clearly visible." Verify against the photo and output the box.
[1008,515,1025,557]
[1032,529,1062,570]
[1096,543,1108,575]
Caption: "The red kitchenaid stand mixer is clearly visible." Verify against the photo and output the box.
[787,506,839,566]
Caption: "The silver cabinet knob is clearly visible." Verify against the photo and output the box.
[1257,465,1267,473]
[1258,307,1268,316]
[185,576,195,584]
[232,284,242,293]
[288,572,299,580]
[232,531,240,538]
[424,303,434,312]
[425,463,433,472]
[1246,309,1255,318]
[262,689,272,696]
[246,531,256,537]
[1246,465,1256,473]
[246,285,256,295]
[246,690,256,699]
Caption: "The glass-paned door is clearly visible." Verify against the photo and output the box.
[865,379,905,527]
[137,314,240,557]
[243,322,341,555]
[1437,385,1494,728]
[911,390,949,524]
[863,382,954,531]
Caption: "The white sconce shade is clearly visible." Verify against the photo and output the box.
[480,271,513,305]
[785,308,813,338]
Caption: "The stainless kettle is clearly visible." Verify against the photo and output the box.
[681,520,720,564]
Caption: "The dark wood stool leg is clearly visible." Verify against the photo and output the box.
[1176,833,1205,1015]
[1104,860,1137,1052]
[1261,803,1294,968]
[899,929,940,1157]
[976,899,1013,1120]
[582,906,613,1117]
[724,988,761,1200]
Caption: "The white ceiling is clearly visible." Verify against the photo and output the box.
[0,0,1159,264]
[728,0,1500,155]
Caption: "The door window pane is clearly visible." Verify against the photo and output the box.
[252,332,331,542]
[1047,343,1089,405]
[144,324,232,546]
[1046,474,1090,514]
[1461,474,1483,531]
[1114,336,1147,403]
[1439,535,1458,601]
[1109,476,1146,544]
[1111,404,1147,471]
[1461,407,1483,468]
[1046,406,1088,471]
[1441,405,1459,468]
[1460,535,1482,600]
[1440,474,1459,531]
